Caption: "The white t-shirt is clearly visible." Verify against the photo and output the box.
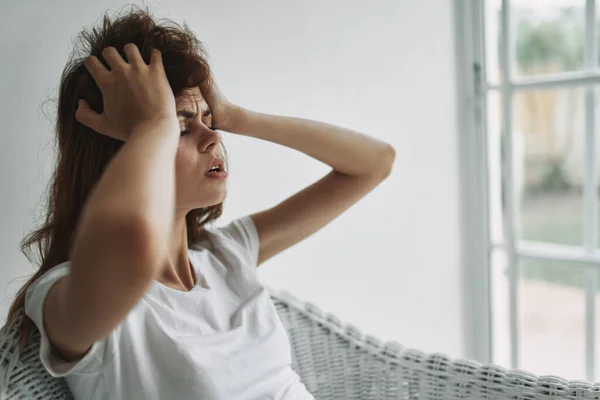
[24,216,314,400]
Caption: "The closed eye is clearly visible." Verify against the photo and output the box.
[180,126,216,136]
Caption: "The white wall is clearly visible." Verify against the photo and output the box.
[0,0,464,357]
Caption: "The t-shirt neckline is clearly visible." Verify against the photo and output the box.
[152,249,211,293]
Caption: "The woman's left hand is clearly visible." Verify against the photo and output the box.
[203,76,239,132]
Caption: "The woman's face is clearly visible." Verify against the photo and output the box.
[174,87,227,212]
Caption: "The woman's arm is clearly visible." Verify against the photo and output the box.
[222,105,396,266]
[46,121,179,361]
[45,47,180,361]
[227,107,395,178]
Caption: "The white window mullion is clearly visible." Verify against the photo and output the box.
[500,0,519,370]
[584,0,597,383]
[494,241,600,266]
[470,0,494,364]
[457,0,494,363]
[486,70,600,91]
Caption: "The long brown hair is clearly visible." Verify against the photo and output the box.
[5,4,226,352]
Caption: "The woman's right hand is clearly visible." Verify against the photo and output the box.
[76,44,178,141]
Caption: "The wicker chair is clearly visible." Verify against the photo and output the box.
[2,289,600,399]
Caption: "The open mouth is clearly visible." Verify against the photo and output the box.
[207,165,223,173]
[205,159,227,178]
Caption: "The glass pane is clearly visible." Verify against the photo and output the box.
[596,7,600,69]
[515,88,584,245]
[488,91,504,244]
[491,249,511,368]
[595,270,600,381]
[485,0,503,84]
[519,258,586,380]
[513,0,585,78]
[595,89,600,248]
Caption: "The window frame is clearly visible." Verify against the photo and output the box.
[459,0,600,381]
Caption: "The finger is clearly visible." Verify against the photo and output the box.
[75,99,104,133]
[83,56,109,83]
[123,43,145,66]
[76,100,124,141]
[102,46,127,70]
[149,48,164,70]
[201,74,217,99]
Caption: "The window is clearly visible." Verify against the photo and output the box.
[462,0,600,381]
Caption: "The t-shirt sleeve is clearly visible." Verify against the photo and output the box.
[24,261,116,377]
[215,215,260,268]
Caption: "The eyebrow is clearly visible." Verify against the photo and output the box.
[177,109,212,118]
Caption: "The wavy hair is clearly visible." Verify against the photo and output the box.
[5,4,226,352]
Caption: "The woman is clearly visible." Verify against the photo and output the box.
[5,6,395,400]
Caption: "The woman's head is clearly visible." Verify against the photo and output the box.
[5,4,225,350]
[174,86,228,218]
[70,5,228,223]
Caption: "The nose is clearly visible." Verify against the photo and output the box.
[198,127,221,153]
